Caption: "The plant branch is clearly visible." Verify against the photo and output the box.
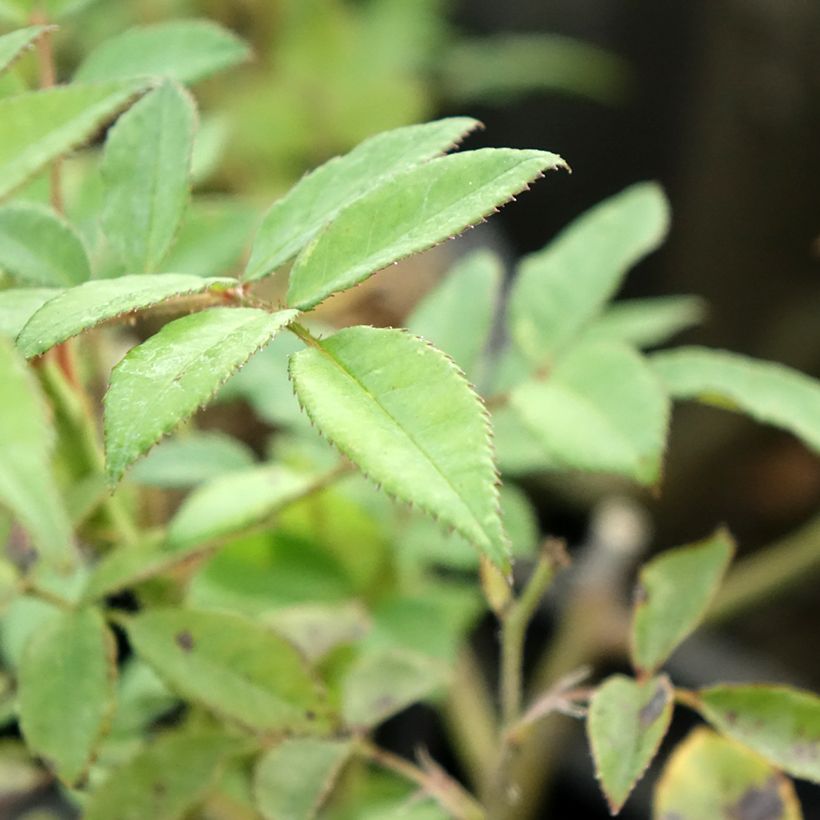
[360,741,485,820]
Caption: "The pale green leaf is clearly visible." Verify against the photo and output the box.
[0,80,148,201]
[0,0,96,21]
[129,432,255,489]
[0,25,51,75]
[289,326,510,567]
[587,674,674,814]
[695,684,820,782]
[587,295,706,349]
[343,648,449,728]
[287,148,565,310]
[0,203,90,286]
[18,608,115,785]
[101,82,197,273]
[630,529,734,674]
[104,306,298,483]
[161,197,256,278]
[442,33,628,105]
[0,336,74,568]
[16,273,236,358]
[85,729,250,820]
[508,182,670,364]
[75,20,251,85]
[167,464,318,550]
[509,340,669,485]
[254,738,352,820]
[652,347,820,454]
[406,248,503,383]
[653,727,802,820]
[243,117,481,282]
[491,403,558,475]
[0,287,60,338]
[126,607,329,733]
[190,114,230,186]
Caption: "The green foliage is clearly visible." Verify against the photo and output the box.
[19,607,114,785]
[654,728,802,820]
[0,202,91,285]
[630,529,734,674]
[586,674,674,813]
[100,81,197,274]
[0,12,818,818]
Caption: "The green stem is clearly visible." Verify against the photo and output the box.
[707,514,820,624]
[360,740,486,820]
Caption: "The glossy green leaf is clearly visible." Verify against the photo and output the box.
[289,326,510,567]
[654,727,802,820]
[104,306,298,483]
[406,248,503,383]
[343,648,449,728]
[243,117,480,282]
[101,82,197,273]
[652,347,820,454]
[0,80,147,201]
[287,148,565,310]
[18,608,115,785]
[588,295,706,349]
[587,674,674,814]
[695,684,820,782]
[508,182,669,364]
[85,729,250,820]
[16,273,236,358]
[509,340,669,485]
[167,465,318,550]
[254,738,352,820]
[75,20,251,85]
[631,530,733,674]
[0,287,60,338]
[129,432,255,489]
[126,607,328,733]
[0,25,51,75]
[0,336,74,568]
[0,203,90,286]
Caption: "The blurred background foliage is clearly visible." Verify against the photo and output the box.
[1,0,820,818]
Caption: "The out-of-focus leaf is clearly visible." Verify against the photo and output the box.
[442,34,629,105]
[695,684,820,782]
[509,340,669,485]
[587,674,674,814]
[19,608,115,785]
[0,26,51,75]
[630,529,734,674]
[0,288,61,338]
[126,607,329,733]
[0,203,90,286]
[243,117,480,282]
[343,648,449,728]
[104,307,298,483]
[654,727,802,820]
[0,80,148,201]
[108,659,176,738]
[166,465,318,551]
[101,82,196,274]
[254,737,352,820]
[1,0,96,20]
[652,347,820,454]
[129,432,256,489]
[16,273,235,358]
[84,729,251,820]
[191,115,230,186]
[287,148,564,309]
[161,197,256,278]
[491,403,558,475]
[0,595,60,670]
[587,295,706,349]
[406,248,503,383]
[289,326,510,568]
[75,20,251,86]
[508,183,669,364]
[0,337,74,568]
